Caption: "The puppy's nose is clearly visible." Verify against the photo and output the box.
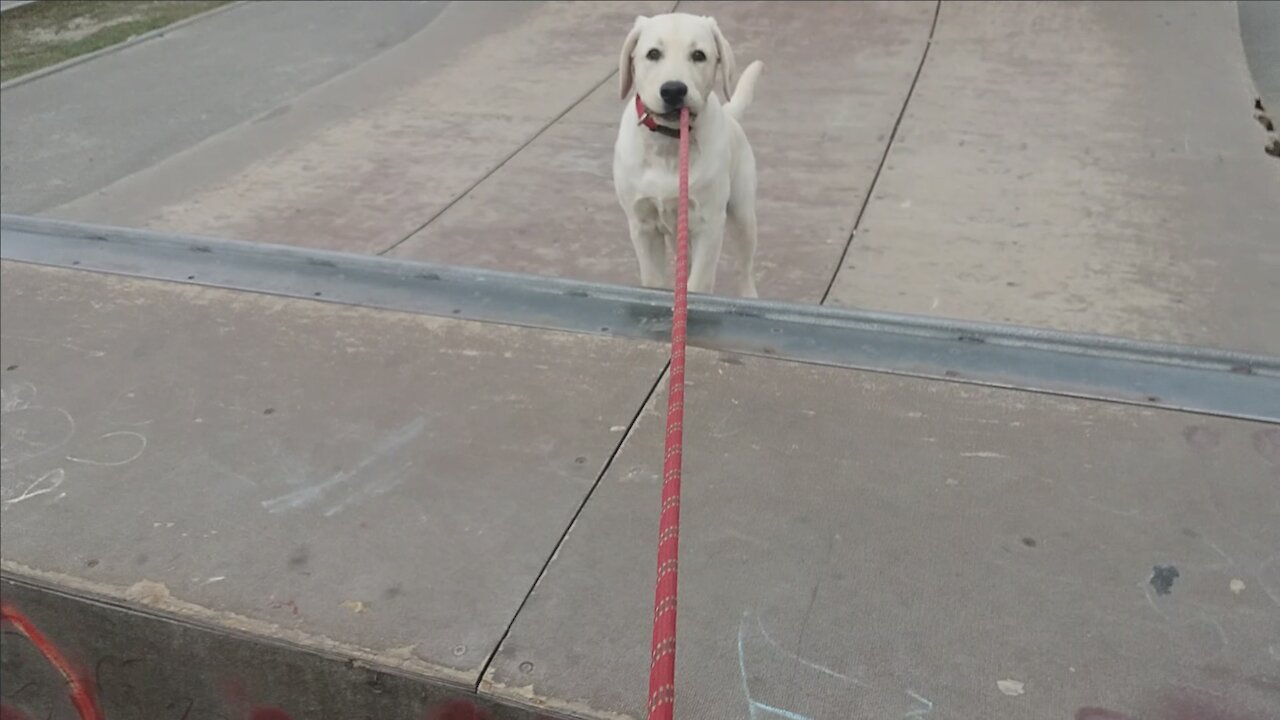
[660,81,688,106]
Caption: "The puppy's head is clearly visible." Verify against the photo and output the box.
[619,13,737,120]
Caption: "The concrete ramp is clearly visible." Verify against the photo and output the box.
[3,217,1278,720]
[0,255,667,719]
[3,2,1279,719]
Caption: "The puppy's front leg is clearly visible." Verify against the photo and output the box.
[687,215,726,295]
[628,213,667,289]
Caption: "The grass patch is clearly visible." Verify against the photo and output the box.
[1,0,230,83]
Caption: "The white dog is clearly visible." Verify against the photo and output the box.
[613,13,764,297]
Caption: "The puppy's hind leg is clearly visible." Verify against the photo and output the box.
[726,169,760,299]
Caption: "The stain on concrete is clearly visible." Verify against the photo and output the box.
[1076,708,1134,720]
[1181,425,1220,451]
[1150,564,1180,595]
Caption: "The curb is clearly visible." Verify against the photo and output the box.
[0,1,247,92]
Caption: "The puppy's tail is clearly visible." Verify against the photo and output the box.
[724,60,764,121]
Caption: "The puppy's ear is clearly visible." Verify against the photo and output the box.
[708,17,736,101]
[619,16,647,101]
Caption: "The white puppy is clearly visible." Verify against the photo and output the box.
[613,13,764,297]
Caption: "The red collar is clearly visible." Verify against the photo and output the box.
[635,95,683,139]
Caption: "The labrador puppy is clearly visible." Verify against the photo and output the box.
[614,13,764,297]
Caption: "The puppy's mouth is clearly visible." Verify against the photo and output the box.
[652,106,696,123]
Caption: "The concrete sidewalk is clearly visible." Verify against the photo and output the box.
[0,1,450,213]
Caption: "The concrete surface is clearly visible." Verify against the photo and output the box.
[50,0,674,254]
[0,1,450,213]
[3,3,1280,717]
[386,1,937,304]
[489,348,1280,719]
[1,578,530,720]
[49,0,938,303]
[2,259,1276,719]
[825,1,1280,353]
[39,1,1277,350]
[0,261,666,689]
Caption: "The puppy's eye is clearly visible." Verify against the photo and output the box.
[691,50,707,62]
[646,48,662,61]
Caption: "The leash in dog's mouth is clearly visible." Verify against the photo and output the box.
[635,95,693,139]
[646,104,691,720]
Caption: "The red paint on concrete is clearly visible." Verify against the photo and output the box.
[0,603,104,720]
[426,699,493,720]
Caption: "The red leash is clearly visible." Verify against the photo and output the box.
[647,107,691,720]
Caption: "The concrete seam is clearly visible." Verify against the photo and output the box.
[818,0,943,305]
[377,70,616,258]
[377,0,682,258]
[473,5,681,680]
[40,0,469,218]
[472,363,672,694]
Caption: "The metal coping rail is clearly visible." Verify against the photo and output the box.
[3,213,1278,423]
